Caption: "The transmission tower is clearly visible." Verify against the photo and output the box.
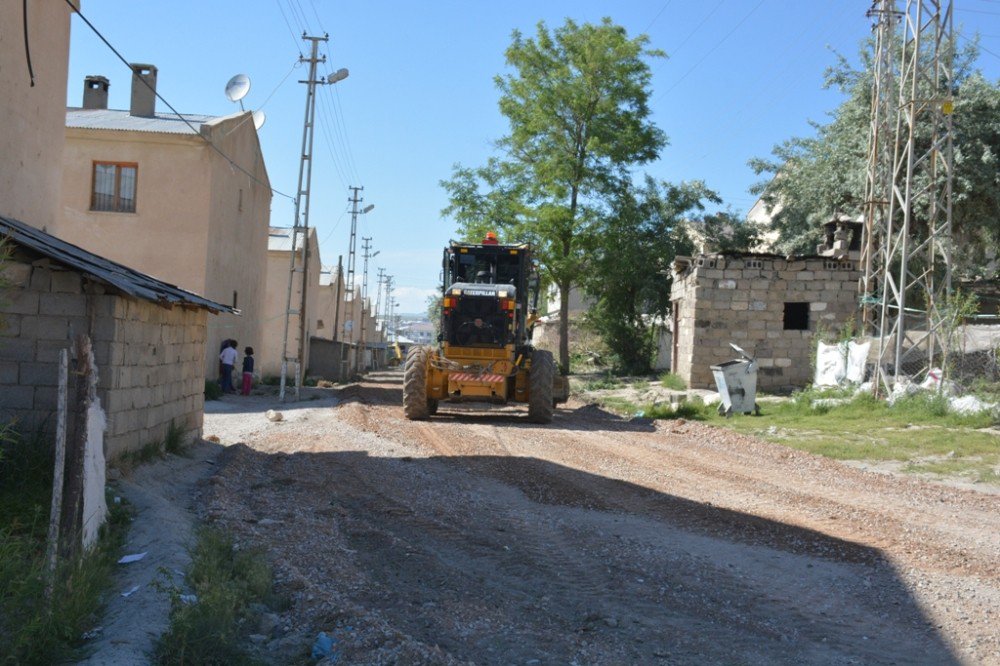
[862,0,955,395]
[859,0,900,331]
[279,34,331,402]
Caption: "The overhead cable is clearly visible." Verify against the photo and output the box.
[65,0,294,200]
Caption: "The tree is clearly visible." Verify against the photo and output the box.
[750,40,1000,276]
[425,293,442,339]
[580,177,718,374]
[442,18,666,373]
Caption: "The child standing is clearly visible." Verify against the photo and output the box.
[219,340,238,394]
[241,346,255,396]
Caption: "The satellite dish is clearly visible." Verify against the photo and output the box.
[252,109,266,130]
[224,74,251,103]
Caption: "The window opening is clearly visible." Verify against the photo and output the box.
[91,162,137,212]
[783,302,810,330]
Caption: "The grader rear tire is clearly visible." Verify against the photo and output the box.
[403,346,431,420]
[527,349,555,424]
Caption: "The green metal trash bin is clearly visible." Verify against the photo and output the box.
[711,343,759,417]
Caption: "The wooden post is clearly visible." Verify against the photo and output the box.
[60,334,92,559]
[44,349,69,599]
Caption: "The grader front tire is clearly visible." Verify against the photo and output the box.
[403,346,431,420]
[528,349,555,424]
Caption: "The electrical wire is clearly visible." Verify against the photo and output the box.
[21,0,35,86]
[658,0,766,99]
[329,83,364,184]
[643,0,674,34]
[317,71,363,185]
[65,1,294,201]
[273,0,303,55]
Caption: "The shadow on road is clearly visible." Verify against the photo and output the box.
[199,436,964,665]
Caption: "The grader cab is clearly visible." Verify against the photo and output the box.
[402,234,568,423]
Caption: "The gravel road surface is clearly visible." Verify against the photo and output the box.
[193,370,999,665]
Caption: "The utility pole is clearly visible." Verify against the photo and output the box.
[341,187,372,376]
[358,237,376,372]
[382,275,394,340]
[373,268,386,336]
[280,34,343,402]
[331,254,343,378]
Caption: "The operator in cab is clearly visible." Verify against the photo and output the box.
[459,317,496,345]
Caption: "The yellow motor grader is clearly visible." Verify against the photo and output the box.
[402,234,568,423]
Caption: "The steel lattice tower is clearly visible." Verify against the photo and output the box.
[865,0,955,394]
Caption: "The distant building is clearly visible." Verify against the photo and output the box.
[261,227,321,378]
[52,67,272,379]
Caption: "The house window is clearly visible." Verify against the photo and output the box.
[783,302,810,330]
[232,291,238,308]
[91,162,137,212]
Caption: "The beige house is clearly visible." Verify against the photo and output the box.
[0,2,229,457]
[52,67,272,379]
[0,1,75,228]
[262,226,321,378]
[315,263,345,342]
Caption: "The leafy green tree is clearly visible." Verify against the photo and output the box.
[581,177,719,374]
[425,293,442,339]
[750,40,1000,276]
[442,18,666,373]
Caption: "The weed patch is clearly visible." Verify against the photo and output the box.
[0,424,130,664]
[659,372,686,391]
[204,380,222,401]
[155,528,274,665]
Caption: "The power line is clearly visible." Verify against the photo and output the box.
[273,0,302,55]
[66,1,294,201]
[658,0,766,99]
[643,0,674,34]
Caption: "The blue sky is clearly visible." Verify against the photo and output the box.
[66,1,1000,313]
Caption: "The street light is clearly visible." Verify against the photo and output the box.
[327,68,349,84]
[362,204,374,214]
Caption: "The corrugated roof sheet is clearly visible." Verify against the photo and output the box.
[268,226,307,252]
[319,264,342,287]
[0,215,234,314]
[66,108,215,135]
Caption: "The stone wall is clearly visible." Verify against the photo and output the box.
[670,254,860,391]
[0,261,207,459]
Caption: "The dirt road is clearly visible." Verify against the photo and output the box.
[201,371,1000,665]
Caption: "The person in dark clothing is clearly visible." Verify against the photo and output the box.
[241,346,255,396]
[218,338,232,387]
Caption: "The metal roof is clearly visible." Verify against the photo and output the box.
[66,108,215,135]
[0,215,234,314]
[268,226,310,252]
[319,264,342,287]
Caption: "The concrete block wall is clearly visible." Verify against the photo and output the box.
[0,261,208,459]
[91,295,207,459]
[0,263,93,432]
[670,254,859,391]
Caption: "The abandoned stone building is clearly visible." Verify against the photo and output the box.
[670,245,861,391]
[0,216,233,458]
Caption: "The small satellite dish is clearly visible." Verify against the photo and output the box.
[252,109,266,130]
[224,74,251,103]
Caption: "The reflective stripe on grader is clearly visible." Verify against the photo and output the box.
[449,373,506,383]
